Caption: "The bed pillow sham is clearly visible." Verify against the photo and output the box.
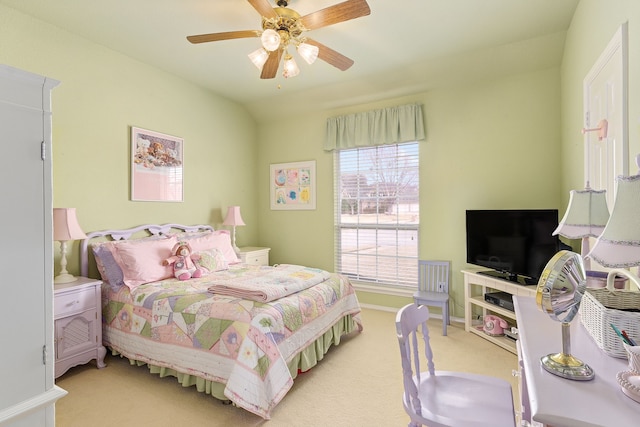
[110,235,178,289]
[92,234,170,290]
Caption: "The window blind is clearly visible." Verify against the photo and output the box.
[334,142,419,286]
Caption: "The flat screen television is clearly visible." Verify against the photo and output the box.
[465,209,561,285]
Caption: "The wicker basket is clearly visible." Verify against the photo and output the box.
[579,287,640,358]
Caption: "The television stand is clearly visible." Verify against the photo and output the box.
[463,268,538,354]
[477,269,538,286]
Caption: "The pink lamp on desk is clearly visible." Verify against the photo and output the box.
[223,206,245,254]
[53,208,87,284]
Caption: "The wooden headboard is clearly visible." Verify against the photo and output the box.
[80,223,213,277]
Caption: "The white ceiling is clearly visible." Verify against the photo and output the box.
[1,0,580,122]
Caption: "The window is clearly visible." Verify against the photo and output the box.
[334,142,419,287]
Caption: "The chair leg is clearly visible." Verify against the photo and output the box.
[442,303,448,336]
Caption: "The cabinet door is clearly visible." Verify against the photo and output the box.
[55,310,97,360]
[0,76,48,408]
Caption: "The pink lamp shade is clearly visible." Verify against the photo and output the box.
[53,208,86,284]
[223,206,245,253]
[223,206,245,227]
[53,208,87,241]
[588,174,640,268]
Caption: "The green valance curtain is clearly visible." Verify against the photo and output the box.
[324,103,425,151]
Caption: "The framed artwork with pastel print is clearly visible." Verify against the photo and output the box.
[131,126,183,202]
[270,160,316,210]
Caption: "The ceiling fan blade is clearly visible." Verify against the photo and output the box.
[187,30,259,44]
[300,0,371,30]
[261,49,283,79]
[247,0,279,19]
[305,38,354,71]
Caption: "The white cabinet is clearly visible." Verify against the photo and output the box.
[462,268,537,354]
[54,277,106,378]
[238,247,270,266]
[0,65,66,426]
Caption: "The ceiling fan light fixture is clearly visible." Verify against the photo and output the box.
[297,42,319,64]
[282,53,300,78]
[248,47,269,70]
[261,29,281,51]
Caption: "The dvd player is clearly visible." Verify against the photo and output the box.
[484,291,514,312]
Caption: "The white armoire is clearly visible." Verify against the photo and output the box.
[0,65,67,425]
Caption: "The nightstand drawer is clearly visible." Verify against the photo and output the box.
[244,252,268,266]
[238,247,270,266]
[55,287,96,318]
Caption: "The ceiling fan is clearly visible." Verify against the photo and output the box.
[187,0,371,79]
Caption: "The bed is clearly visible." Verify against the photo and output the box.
[79,223,363,419]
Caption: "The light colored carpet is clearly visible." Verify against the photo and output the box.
[55,308,520,426]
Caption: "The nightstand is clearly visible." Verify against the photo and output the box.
[238,246,271,266]
[54,276,106,378]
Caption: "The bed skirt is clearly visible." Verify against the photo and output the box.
[108,314,358,403]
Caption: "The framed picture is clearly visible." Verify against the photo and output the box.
[270,160,316,210]
[131,126,183,202]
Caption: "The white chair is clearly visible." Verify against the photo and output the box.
[413,260,450,335]
[395,303,516,427]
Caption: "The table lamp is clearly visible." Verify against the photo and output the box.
[588,173,640,288]
[223,205,245,254]
[53,208,87,284]
[553,187,609,271]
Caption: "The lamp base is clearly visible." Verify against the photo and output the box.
[54,273,78,284]
[541,352,595,381]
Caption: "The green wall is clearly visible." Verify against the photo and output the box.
[0,5,259,277]
[257,68,563,316]
[5,1,640,317]
[560,0,640,199]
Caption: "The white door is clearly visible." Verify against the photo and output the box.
[583,23,628,210]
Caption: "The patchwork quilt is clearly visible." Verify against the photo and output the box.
[101,264,362,419]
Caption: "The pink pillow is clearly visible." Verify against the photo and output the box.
[110,236,178,288]
[184,230,239,263]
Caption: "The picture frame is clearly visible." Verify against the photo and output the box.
[270,160,316,210]
[131,126,184,202]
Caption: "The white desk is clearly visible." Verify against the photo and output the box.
[514,296,640,427]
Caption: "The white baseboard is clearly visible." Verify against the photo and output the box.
[358,302,464,324]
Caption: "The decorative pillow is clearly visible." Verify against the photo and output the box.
[109,235,178,289]
[181,230,240,264]
[195,248,228,273]
[92,243,125,290]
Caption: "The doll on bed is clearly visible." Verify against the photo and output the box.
[163,241,203,280]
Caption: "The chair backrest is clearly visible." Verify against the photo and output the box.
[395,303,435,416]
[418,260,450,293]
